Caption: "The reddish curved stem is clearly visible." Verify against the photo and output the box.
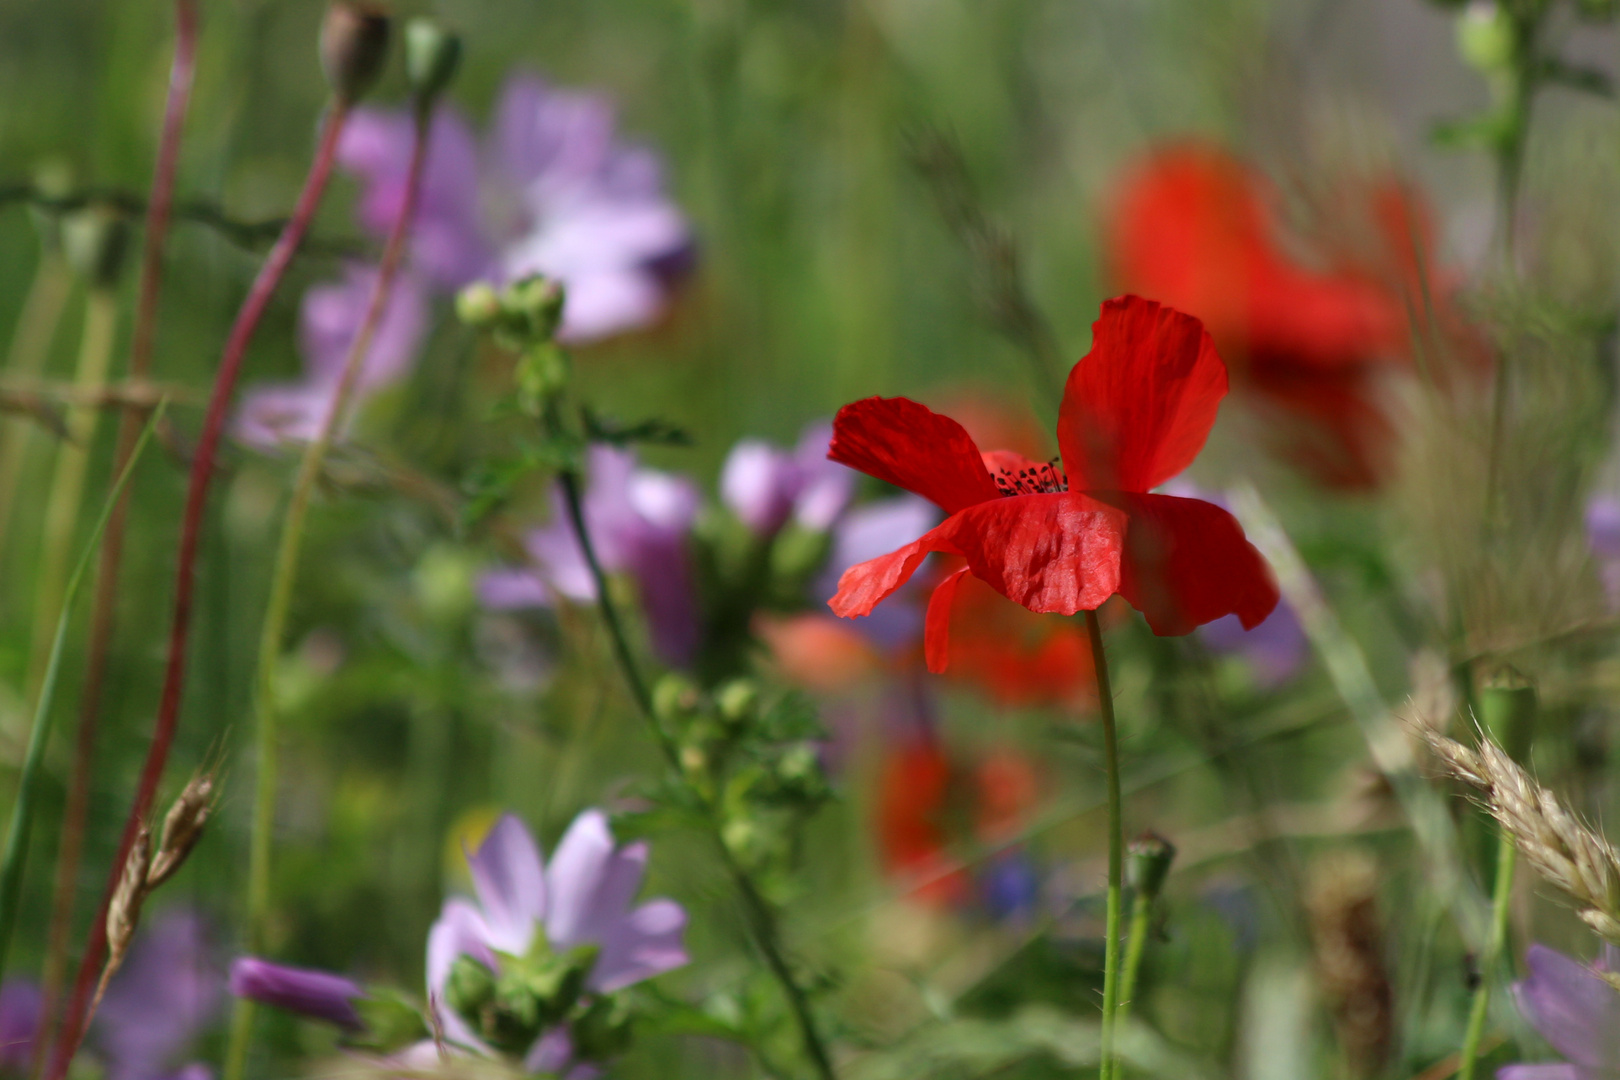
[36,1,200,1061]
[47,99,351,1080]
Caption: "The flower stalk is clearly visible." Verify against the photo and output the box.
[47,97,354,1080]
[225,75,438,1080]
[1085,609,1124,1080]
[1458,831,1516,1080]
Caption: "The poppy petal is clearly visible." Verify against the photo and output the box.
[830,397,1001,514]
[829,493,1126,621]
[924,568,971,674]
[1058,296,1228,493]
[1097,491,1278,635]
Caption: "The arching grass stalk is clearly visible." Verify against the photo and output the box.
[0,249,73,560]
[553,466,838,1080]
[47,99,354,1080]
[223,96,433,1080]
[0,403,165,982]
[26,288,121,700]
[1084,609,1123,1080]
[37,1,201,1057]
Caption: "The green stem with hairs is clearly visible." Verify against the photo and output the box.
[1085,609,1124,1080]
[0,403,163,981]
[554,461,837,1080]
[1458,831,1516,1080]
[1113,888,1153,1054]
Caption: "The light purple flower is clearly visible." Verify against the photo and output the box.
[94,909,221,1080]
[479,446,700,667]
[0,980,40,1073]
[720,422,855,536]
[814,496,939,650]
[1198,605,1308,689]
[235,265,427,450]
[1587,496,1620,612]
[426,811,688,1073]
[1502,944,1620,1079]
[339,73,691,344]
[229,958,365,1030]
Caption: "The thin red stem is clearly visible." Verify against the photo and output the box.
[47,99,351,1080]
[36,1,200,1061]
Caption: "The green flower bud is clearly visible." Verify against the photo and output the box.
[772,743,824,797]
[1457,1,1514,76]
[61,207,130,291]
[715,679,760,728]
[653,674,702,728]
[444,954,497,1023]
[320,2,392,104]
[571,995,636,1061]
[404,19,461,105]
[413,543,475,624]
[1127,831,1176,904]
[349,991,431,1053]
[507,275,566,342]
[456,281,503,329]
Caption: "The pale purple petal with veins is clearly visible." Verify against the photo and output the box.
[1506,944,1620,1078]
[1496,1067,1585,1080]
[467,815,548,955]
[1198,604,1308,689]
[591,899,689,993]
[426,897,496,1053]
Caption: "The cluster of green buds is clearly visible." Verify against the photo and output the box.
[444,937,632,1062]
[458,275,572,413]
[654,675,831,887]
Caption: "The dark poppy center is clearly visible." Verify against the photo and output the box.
[992,459,1068,497]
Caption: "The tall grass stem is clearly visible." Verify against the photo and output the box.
[1457,832,1517,1080]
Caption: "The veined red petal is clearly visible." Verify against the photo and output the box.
[830,397,1001,514]
[1096,491,1278,635]
[829,492,1126,622]
[1058,296,1228,494]
[924,568,971,674]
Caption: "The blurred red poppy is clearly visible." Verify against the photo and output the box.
[1105,143,1444,488]
[875,740,969,905]
[828,295,1279,670]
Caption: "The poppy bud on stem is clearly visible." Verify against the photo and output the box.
[1115,832,1176,1043]
[320,2,391,105]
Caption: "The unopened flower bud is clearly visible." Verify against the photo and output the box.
[1479,670,1536,765]
[1127,831,1176,904]
[653,674,701,728]
[405,18,461,106]
[1457,1,1514,76]
[230,957,365,1030]
[320,3,392,104]
[455,281,503,328]
[506,275,565,340]
[61,208,130,291]
[715,679,759,727]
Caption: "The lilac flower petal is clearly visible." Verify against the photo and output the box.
[1588,496,1620,560]
[523,1026,577,1074]
[478,568,553,610]
[627,471,700,535]
[161,1064,214,1080]
[1198,604,1309,689]
[0,980,40,1072]
[97,909,221,1080]
[299,266,427,390]
[816,496,940,649]
[590,899,689,993]
[1513,945,1620,1069]
[545,267,666,344]
[1496,1067,1583,1080]
[467,815,548,955]
[426,898,495,1053]
[544,810,646,952]
[492,77,616,200]
[722,441,795,535]
[233,383,333,451]
[791,422,854,531]
[228,957,363,1030]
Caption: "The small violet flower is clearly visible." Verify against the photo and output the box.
[479,446,701,668]
[235,265,427,450]
[229,958,365,1031]
[340,73,691,343]
[1586,496,1620,613]
[1503,943,1620,1079]
[427,811,688,1075]
[721,422,855,537]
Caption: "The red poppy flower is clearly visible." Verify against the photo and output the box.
[1105,143,1436,488]
[827,295,1278,671]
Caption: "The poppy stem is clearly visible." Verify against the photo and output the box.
[47,99,351,1080]
[36,0,199,1061]
[554,465,837,1080]
[223,100,429,1080]
[1456,829,1516,1080]
[1085,608,1124,1080]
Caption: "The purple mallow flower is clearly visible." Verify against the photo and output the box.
[0,980,40,1073]
[1198,604,1308,690]
[93,909,221,1080]
[721,422,855,536]
[1586,496,1620,612]
[480,446,701,667]
[229,958,365,1031]
[1502,944,1620,1079]
[340,73,691,343]
[235,265,427,450]
[427,811,688,1073]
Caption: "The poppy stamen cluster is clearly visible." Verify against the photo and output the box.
[991,459,1068,497]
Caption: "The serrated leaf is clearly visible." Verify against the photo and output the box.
[581,406,693,448]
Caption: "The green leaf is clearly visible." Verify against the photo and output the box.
[581,406,693,448]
